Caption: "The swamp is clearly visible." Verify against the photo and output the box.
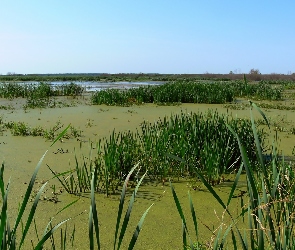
[0,75,295,249]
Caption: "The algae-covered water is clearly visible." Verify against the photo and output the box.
[1,94,295,249]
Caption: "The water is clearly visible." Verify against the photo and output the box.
[11,81,164,92]
[73,81,163,92]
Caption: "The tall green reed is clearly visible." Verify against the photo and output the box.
[170,101,295,249]
[54,109,264,197]
[0,82,84,109]
[0,125,78,249]
[89,163,154,250]
[91,79,282,106]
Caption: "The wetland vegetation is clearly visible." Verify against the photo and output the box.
[0,75,295,249]
[1,72,295,82]
[91,78,282,106]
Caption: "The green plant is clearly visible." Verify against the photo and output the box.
[55,82,84,97]
[46,223,76,250]
[170,101,295,249]
[47,141,101,195]
[91,79,282,106]
[0,82,85,109]
[69,125,82,138]
[0,104,14,110]
[49,160,154,249]
[0,125,77,249]
[91,81,235,106]
[89,163,154,250]
[10,121,31,136]
[2,119,81,141]
[53,110,264,196]
[31,126,45,136]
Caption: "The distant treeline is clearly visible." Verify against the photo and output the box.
[0,73,295,82]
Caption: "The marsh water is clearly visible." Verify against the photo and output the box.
[7,81,164,92]
[1,93,295,249]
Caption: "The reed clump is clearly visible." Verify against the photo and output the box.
[91,80,282,106]
[0,82,84,109]
[91,81,234,106]
[2,119,82,140]
[52,110,265,196]
[171,102,295,249]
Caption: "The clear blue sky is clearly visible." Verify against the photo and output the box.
[1,1,294,74]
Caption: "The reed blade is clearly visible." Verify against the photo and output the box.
[114,163,138,250]
[127,203,154,250]
[19,182,48,248]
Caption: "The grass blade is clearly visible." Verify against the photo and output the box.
[89,205,94,250]
[55,199,79,216]
[117,170,147,250]
[47,165,74,193]
[89,167,100,249]
[249,102,271,192]
[231,229,237,250]
[226,124,259,208]
[127,203,154,250]
[227,163,243,206]
[13,151,48,234]
[114,163,138,250]
[182,221,187,250]
[50,124,71,147]
[0,163,5,198]
[194,170,227,211]
[170,181,190,235]
[170,181,194,249]
[19,182,48,248]
[188,192,198,239]
[34,219,70,250]
[165,153,185,163]
[0,179,9,246]
[250,101,270,129]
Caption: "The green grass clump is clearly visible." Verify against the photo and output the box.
[230,79,283,101]
[259,79,295,90]
[2,119,82,140]
[0,104,14,110]
[54,82,84,97]
[0,82,27,99]
[138,110,264,182]
[53,110,265,196]
[91,81,235,106]
[91,79,282,106]
[0,82,83,109]
[171,102,295,249]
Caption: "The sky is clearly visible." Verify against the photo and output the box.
[0,1,294,75]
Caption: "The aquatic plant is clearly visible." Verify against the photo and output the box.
[91,81,235,106]
[2,119,82,141]
[52,109,264,196]
[0,82,84,109]
[0,126,76,249]
[88,163,153,250]
[48,152,153,249]
[171,102,295,249]
[91,79,282,106]
[55,82,84,97]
